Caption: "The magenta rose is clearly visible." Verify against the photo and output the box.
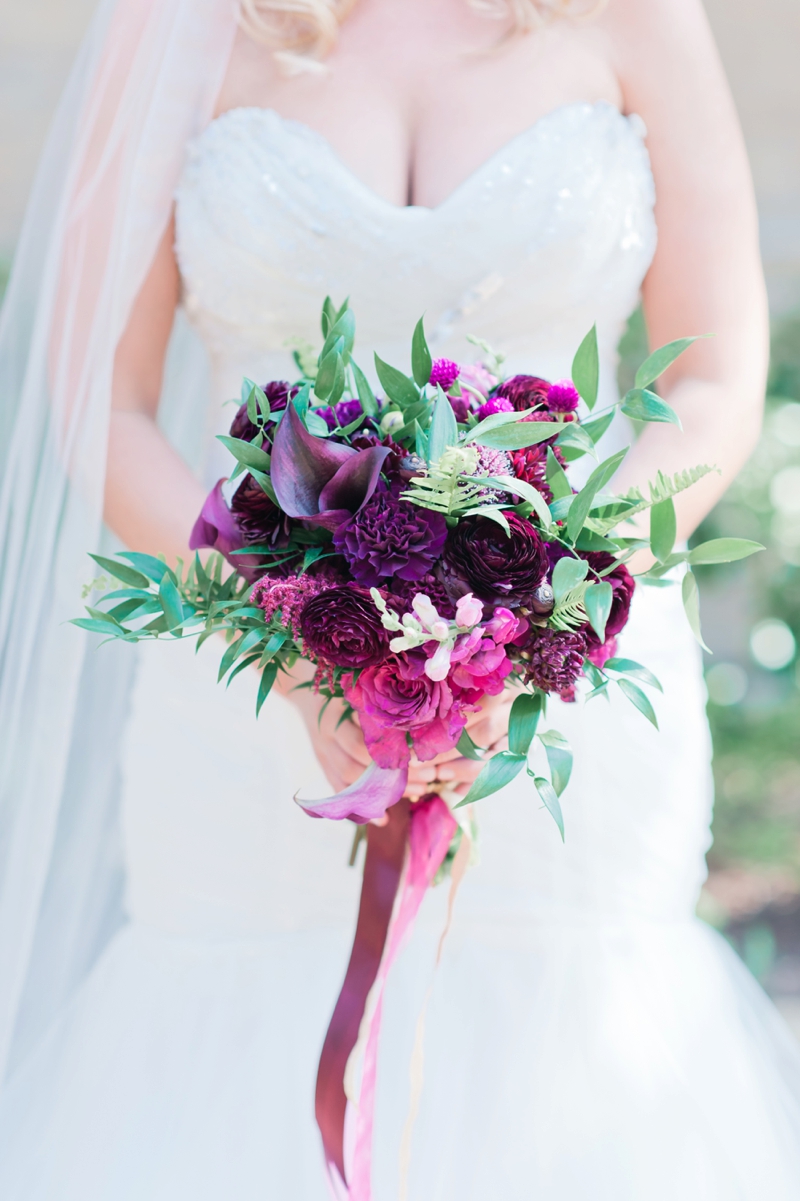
[344,654,470,769]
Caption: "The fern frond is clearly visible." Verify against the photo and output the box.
[588,464,718,534]
[550,582,589,632]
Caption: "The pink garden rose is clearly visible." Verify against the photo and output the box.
[344,655,473,769]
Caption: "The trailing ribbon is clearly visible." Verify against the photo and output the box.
[316,795,457,1200]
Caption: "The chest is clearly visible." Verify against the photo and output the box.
[215,0,621,208]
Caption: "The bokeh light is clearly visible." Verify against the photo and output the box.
[749,619,797,671]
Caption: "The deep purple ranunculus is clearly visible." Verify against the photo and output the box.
[350,431,405,479]
[298,586,390,669]
[546,546,635,648]
[230,475,291,546]
[495,374,551,413]
[334,488,447,586]
[516,627,587,697]
[442,511,549,606]
[230,381,293,441]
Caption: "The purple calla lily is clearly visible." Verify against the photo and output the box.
[272,402,389,528]
[189,479,264,583]
[295,761,409,823]
[189,479,243,557]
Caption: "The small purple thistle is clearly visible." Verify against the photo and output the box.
[429,359,461,390]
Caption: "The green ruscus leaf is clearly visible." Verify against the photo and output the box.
[456,750,526,806]
[572,324,599,411]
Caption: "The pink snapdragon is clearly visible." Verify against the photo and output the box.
[448,607,522,699]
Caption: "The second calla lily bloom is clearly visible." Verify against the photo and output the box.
[270,402,389,530]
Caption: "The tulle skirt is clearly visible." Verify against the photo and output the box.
[2,911,800,1199]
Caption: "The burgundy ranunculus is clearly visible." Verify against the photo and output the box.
[230,381,293,442]
[546,546,634,648]
[582,551,635,646]
[517,627,587,697]
[334,488,447,586]
[350,431,405,479]
[230,475,291,546]
[442,511,549,606]
[299,586,389,669]
[448,394,472,423]
[495,374,551,413]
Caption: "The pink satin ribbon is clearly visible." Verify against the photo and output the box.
[316,796,457,1200]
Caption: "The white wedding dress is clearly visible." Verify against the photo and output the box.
[2,100,800,1199]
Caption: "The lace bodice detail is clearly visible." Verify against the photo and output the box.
[175,101,656,412]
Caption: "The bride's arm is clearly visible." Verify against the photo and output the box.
[104,218,480,796]
[600,0,768,552]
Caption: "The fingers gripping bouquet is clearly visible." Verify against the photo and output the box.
[82,298,761,835]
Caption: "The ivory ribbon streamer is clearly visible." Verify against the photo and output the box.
[316,795,457,1200]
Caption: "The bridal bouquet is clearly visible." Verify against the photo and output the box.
[79,298,762,1196]
[80,298,760,834]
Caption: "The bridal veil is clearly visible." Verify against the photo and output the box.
[0,0,239,1081]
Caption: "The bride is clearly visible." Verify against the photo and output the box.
[2,0,800,1196]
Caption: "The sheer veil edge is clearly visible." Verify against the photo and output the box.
[0,0,238,1081]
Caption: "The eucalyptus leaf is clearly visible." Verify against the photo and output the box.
[579,409,614,448]
[158,574,184,632]
[411,316,433,388]
[618,678,659,728]
[456,750,526,806]
[603,657,663,693]
[551,555,589,602]
[533,775,565,840]
[537,729,573,796]
[508,692,543,756]
[428,384,459,463]
[571,324,599,411]
[621,388,682,428]
[681,569,710,651]
[456,727,486,761]
[88,554,150,590]
[351,361,379,417]
[687,537,764,565]
[470,421,562,451]
[256,662,279,717]
[634,336,701,390]
[650,497,677,564]
[119,551,172,585]
[216,434,272,474]
[566,447,628,542]
[374,354,420,408]
[546,447,572,499]
[584,581,613,643]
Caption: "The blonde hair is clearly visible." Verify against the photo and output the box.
[239,0,605,68]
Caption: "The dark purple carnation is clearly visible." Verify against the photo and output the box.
[334,489,447,586]
[430,359,460,390]
[517,626,587,696]
[299,586,389,669]
[442,511,549,607]
[495,374,551,413]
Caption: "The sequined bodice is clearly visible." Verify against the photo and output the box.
[174,101,656,413]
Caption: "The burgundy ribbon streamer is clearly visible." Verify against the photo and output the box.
[316,799,411,1185]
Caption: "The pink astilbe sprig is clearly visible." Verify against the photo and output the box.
[252,569,342,641]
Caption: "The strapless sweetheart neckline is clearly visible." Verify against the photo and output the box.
[201,99,635,216]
